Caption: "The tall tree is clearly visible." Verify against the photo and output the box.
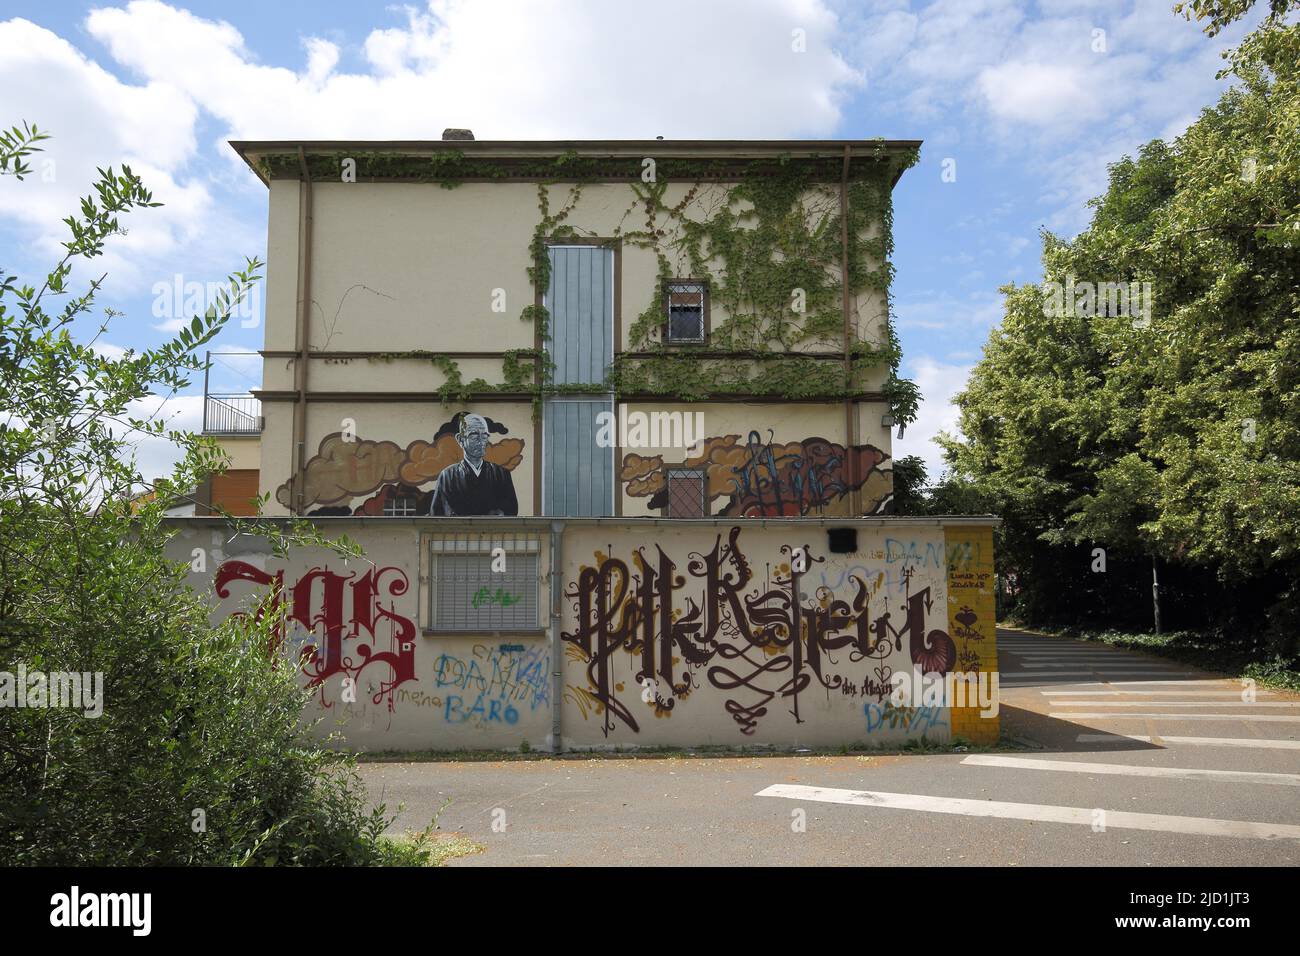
[943,18,1300,643]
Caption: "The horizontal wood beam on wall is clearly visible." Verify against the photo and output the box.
[260,350,530,360]
[252,390,890,404]
[259,350,879,362]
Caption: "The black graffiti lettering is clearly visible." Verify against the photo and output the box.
[561,528,955,735]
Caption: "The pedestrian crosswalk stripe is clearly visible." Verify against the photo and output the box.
[1044,689,1272,696]
[1008,654,1155,660]
[1076,734,1300,750]
[1008,650,1133,658]
[1053,712,1300,722]
[1089,679,1240,686]
[1003,670,1199,678]
[1020,662,1187,669]
[960,754,1300,786]
[1050,700,1299,708]
[755,784,1300,840]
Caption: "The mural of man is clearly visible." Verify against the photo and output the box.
[428,413,519,516]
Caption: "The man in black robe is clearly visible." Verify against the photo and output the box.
[428,413,519,516]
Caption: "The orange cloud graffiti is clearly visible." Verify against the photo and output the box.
[279,431,525,509]
[619,452,665,497]
[275,433,406,508]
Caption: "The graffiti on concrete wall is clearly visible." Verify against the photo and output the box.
[432,643,550,728]
[277,411,523,515]
[945,532,995,674]
[864,701,948,736]
[561,526,957,736]
[214,559,417,710]
[621,430,892,516]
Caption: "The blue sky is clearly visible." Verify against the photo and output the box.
[0,0,1260,480]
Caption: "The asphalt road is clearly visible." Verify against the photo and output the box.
[360,627,1300,866]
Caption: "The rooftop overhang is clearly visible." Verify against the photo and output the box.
[229,138,924,189]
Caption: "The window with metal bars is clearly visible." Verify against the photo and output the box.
[665,280,707,344]
[427,533,544,633]
[665,468,707,518]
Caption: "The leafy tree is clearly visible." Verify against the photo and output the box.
[890,455,929,514]
[0,123,410,864]
[943,17,1300,649]
[1175,0,1299,36]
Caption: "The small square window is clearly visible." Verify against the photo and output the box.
[665,281,707,344]
[665,468,707,518]
[383,496,419,517]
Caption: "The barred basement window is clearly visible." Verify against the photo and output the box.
[664,280,708,344]
[665,468,706,518]
[383,495,419,517]
[427,532,544,633]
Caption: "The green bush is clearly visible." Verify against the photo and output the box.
[0,124,397,865]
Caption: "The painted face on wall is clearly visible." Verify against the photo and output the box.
[458,414,490,464]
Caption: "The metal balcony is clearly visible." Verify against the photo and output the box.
[203,394,262,435]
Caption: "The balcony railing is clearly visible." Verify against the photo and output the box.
[203,394,262,434]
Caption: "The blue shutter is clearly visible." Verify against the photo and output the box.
[544,246,613,516]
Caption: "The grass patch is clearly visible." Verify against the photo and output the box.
[378,828,483,867]
[374,799,484,867]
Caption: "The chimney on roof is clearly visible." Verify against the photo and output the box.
[442,128,475,141]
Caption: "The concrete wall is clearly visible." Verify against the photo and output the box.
[166,517,999,752]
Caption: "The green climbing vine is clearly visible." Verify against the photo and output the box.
[277,146,920,424]
[604,158,919,422]
[367,348,541,405]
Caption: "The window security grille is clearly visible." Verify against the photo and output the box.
[666,468,707,518]
[428,533,543,632]
[665,281,706,343]
[383,496,419,517]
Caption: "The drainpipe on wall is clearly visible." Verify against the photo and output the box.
[291,146,314,516]
[549,520,565,753]
[840,145,858,516]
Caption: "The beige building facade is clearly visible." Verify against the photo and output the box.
[213,136,922,520]
[183,135,1000,751]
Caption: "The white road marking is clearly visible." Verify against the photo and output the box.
[1053,712,1300,723]
[1050,700,1299,708]
[755,784,1300,840]
[1009,656,1156,662]
[1008,657,1134,661]
[1003,670,1199,678]
[1006,650,1131,655]
[1003,655,1138,660]
[961,754,1300,786]
[1044,689,1272,696]
[1076,734,1300,750]
[1019,663,1187,670]
[1083,679,1236,687]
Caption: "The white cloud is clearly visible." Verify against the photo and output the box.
[0,16,210,288]
[895,288,1003,331]
[977,61,1100,124]
[838,0,1257,237]
[1,0,864,331]
[124,393,204,483]
[84,0,864,141]
[893,356,973,479]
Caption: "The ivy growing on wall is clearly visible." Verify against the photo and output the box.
[604,163,917,421]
